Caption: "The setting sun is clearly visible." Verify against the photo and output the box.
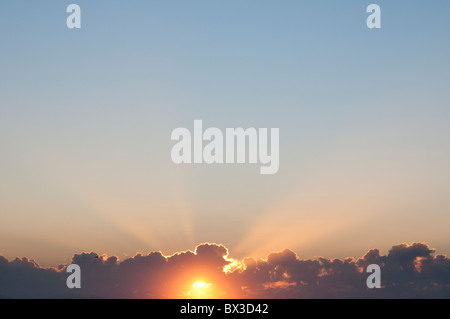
[188,281,214,299]
[177,280,228,299]
[193,282,212,289]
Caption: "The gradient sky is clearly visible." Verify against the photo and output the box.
[1,1,450,266]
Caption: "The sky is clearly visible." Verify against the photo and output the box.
[1,0,450,270]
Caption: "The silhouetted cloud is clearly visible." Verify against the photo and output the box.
[0,242,448,298]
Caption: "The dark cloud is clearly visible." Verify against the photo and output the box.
[0,242,448,298]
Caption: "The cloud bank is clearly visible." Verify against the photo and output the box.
[0,242,449,298]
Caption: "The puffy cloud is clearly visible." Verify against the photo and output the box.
[0,242,448,298]
[0,256,67,298]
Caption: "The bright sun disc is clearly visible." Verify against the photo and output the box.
[193,282,211,289]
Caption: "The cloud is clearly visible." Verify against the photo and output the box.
[0,242,449,298]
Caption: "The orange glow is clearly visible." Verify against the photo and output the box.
[183,281,217,299]
[193,281,212,289]
[175,275,235,299]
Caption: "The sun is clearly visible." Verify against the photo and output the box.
[193,281,212,289]
[182,281,217,299]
